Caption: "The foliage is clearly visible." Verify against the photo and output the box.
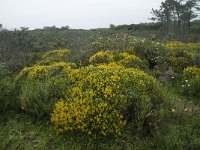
[151,0,200,37]
[127,39,167,70]
[89,50,114,65]
[89,50,146,69]
[164,115,200,150]
[1,24,200,148]
[36,49,71,65]
[183,66,200,79]
[117,52,144,68]
[51,65,165,136]
[0,79,17,114]
[193,44,200,67]
[166,42,197,72]
[0,64,17,113]
[51,100,125,137]
[0,114,155,150]
[15,62,72,117]
[193,53,200,67]
[182,67,200,101]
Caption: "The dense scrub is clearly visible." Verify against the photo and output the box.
[15,62,73,117]
[51,65,164,136]
[0,30,200,149]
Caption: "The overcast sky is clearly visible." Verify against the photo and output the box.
[0,0,163,29]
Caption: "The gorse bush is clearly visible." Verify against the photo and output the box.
[166,42,197,72]
[51,99,125,136]
[183,66,200,78]
[89,50,114,65]
[89,37,167,70]
[182,67,200,101]
[117,52,145,69]
[89,50,146,69]
[36,49,71,65]
[15,62,72,117]
[165,42,198,51]
[51,65,165,136]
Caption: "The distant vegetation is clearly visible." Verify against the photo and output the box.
[0,0,200,149]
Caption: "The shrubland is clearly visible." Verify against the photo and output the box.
[0,29,200,149]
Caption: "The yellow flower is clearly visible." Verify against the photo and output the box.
[171,108,176,112]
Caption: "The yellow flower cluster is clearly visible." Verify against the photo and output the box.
[117,52,143,68]
[51,99,125,136]
[165,42,198,51]
[89,50,145,69]
[165,42,197,72]
[184,67,200,79]
[182,66,200,99]
[89,51,114,65]
[15,62,72,82]
[37,49,71,65]
[51,65,163,136]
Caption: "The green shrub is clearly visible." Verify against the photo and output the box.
[182,67,200,101]
[15,62,72,117]
[117,52,146,69]
[51,65,165,136]
[36,49,71,65]
[166,42,197,72]
[89,50,114,65]
[0,63,9,79]
[129,39,167,70]
[0,79,17,113]
[193,53,200,67]
[89,50,146,69]
[164,115,200,150]
[0,63,18,113]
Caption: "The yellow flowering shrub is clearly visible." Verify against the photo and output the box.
[16,62,72,82]
[36,49,71,65]
[183,67,200,79]
[15,62,72,116]
[89,51,114,65]
[89,50,146,69]
[165,42,197,50]
[166,42,197,72]
[51,65,164,136]
[182,67,200,100]
[51,99,125,136]
[117,52,145,68]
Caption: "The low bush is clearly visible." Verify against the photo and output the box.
[36,49,71,65]
[117,52,146,69]
[0,64,17,113]
[164,115,200,150]
[166,42,197,72]
[51,65,165,137]
[0,79,17,113]
[89,50,146,69]
[182,67,200,101]
[130,39,167,70]
[89,51,114,65]
[15,62,72,117]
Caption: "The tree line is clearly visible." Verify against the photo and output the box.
[151,0,200,35]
